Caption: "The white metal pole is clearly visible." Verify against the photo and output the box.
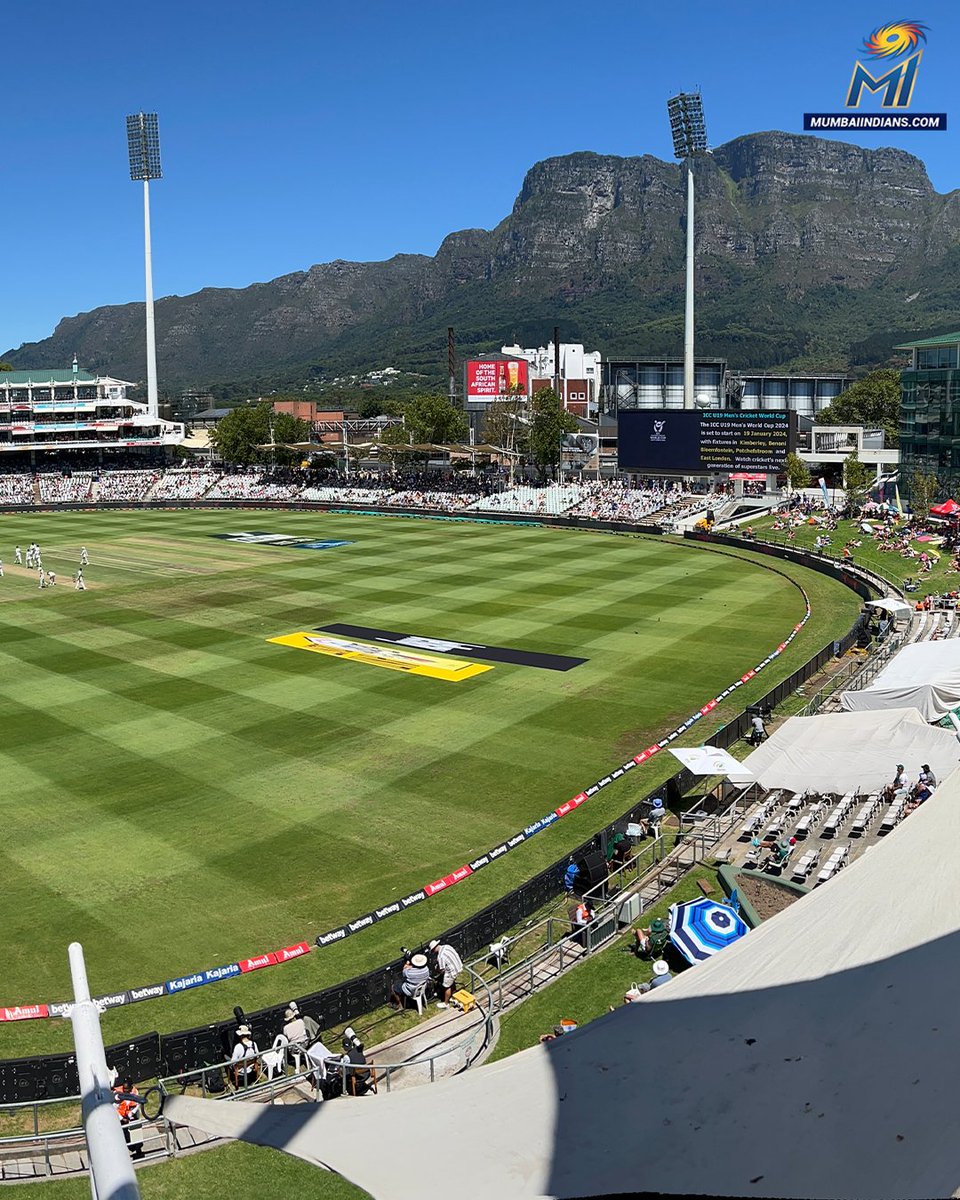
[684,161,695,410]
[342,421,350,479]
[68,943,141,1200]
[143,180,159,419]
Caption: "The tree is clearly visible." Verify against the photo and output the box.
[402,394,467,445]
[784,452,811,492]
[375,422,414,466]
[815,369,901,446]
[528,387,579,479]
[0,362,13,371]
[209,402,309,465]
[842,451,871,509]
[911,467,939,516]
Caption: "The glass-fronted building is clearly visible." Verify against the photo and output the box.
[897,332,960,498]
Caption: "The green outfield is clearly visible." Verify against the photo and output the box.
[0,509,860,1054]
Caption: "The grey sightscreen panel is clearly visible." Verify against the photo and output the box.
[127,112,162,180]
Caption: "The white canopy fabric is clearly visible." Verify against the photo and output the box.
[165,769,960,1199]
[739,706,958,794]
[841,640,960,721]
[864,598,913,622]
[669,745,753,782]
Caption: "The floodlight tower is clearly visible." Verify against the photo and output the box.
[126,113,162,419]
[666,92,707,410]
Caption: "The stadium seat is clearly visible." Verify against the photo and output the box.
[411,981,430,1017]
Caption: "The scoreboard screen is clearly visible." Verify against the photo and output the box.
[617,409,795,473]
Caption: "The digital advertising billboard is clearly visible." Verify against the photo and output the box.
[617,409,795,474]
[465,359,529,404]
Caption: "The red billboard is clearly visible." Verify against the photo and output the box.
[465,359,529,403]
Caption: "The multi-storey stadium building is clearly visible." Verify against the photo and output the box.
[0,365,183,462]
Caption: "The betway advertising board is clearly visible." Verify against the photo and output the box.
[618,409,795,473]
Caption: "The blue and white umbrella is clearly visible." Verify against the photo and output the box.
[668,898,748,965]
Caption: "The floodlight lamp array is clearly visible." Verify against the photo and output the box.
[126,112,162,181]
[667,92,707,159]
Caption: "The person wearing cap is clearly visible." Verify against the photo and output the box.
[229,1025,260,1087]
[389,952,432,1011]
[634,916,669,958]
[885,764,908,800]
[919,764,937,789]
[637,960,673,994]
[338,1029,374,1096]
[428,938,464,1009]
[646,797,667,835]
[286,1000,320,1043]
[283,1006,308,1048]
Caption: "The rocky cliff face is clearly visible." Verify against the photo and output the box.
[9,131,960,386]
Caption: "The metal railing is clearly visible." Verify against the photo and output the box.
[0,965,496,1177]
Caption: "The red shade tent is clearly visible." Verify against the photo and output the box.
[729,472,766,481]
[930,499,960,516]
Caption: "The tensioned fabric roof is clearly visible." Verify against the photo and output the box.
[0,369,98,385]
[741,705,958,793]
[840,640,960,722]
[165,769,960,1199]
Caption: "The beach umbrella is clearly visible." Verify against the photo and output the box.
[669,898,748,965]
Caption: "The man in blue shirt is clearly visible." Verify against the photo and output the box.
[638,960,673,994]
[389,953,431,1011]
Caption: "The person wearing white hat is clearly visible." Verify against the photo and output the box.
[229,1024,260,1086]
[282,1006,308,1048]
[389,951,432,1011]
[638,960,673,994]
[428,938,464,1009]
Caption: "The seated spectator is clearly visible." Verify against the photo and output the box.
[282,1005,309,1048]
[539,1019,578,1043]
[884,763,908,800]
[338,1028,374,1096]
[919,763,937,789]
[634,916,669,958]
[646,797,667,833]
[228,1024,260,1087]
[428,938,463,1009]
[637,960,673,993]
[389,952,432,1011]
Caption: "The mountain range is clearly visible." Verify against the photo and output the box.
[7,131,960,393]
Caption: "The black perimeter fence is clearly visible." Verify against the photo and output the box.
[0,516,879,1102]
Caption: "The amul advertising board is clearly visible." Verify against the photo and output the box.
[465,359,529,404]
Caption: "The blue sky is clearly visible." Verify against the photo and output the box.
[2,0,957,352]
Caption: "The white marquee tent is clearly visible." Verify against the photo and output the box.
[165,771,960,1199]
[740,706,959,794]
[841,639,960,722]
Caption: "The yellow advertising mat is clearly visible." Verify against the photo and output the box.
[267,632,493,682]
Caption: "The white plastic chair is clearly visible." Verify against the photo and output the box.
[411,980,430,1016]
[262,1034,288,1081]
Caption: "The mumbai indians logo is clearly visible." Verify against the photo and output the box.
[846,21,929,108]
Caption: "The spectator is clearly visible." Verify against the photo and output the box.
[428,938,463,1009]
[749,713,767,745]
[571,897,594,946]
[338,1028,374,1095]
[919,763,938,788]
[635,916,669,958]
[229,1024,260,1087]
[282,1006,309,1048]
[562,860,579,894]
[885,763,908,800]
[647,797,667,834]
[389,952,431,1011]
[285,1000,320,1043]
[113,1078,143,1158]
[637,960,673,993]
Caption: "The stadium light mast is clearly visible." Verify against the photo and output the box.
[126,113,162,419]
[666,92,707,410]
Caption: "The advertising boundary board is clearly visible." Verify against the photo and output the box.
[0,518,880,1094]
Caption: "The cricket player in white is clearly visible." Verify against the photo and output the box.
[38,568,46,589]
[80,546,89,566]
[14,545,21,565]
[75,570,86,591]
